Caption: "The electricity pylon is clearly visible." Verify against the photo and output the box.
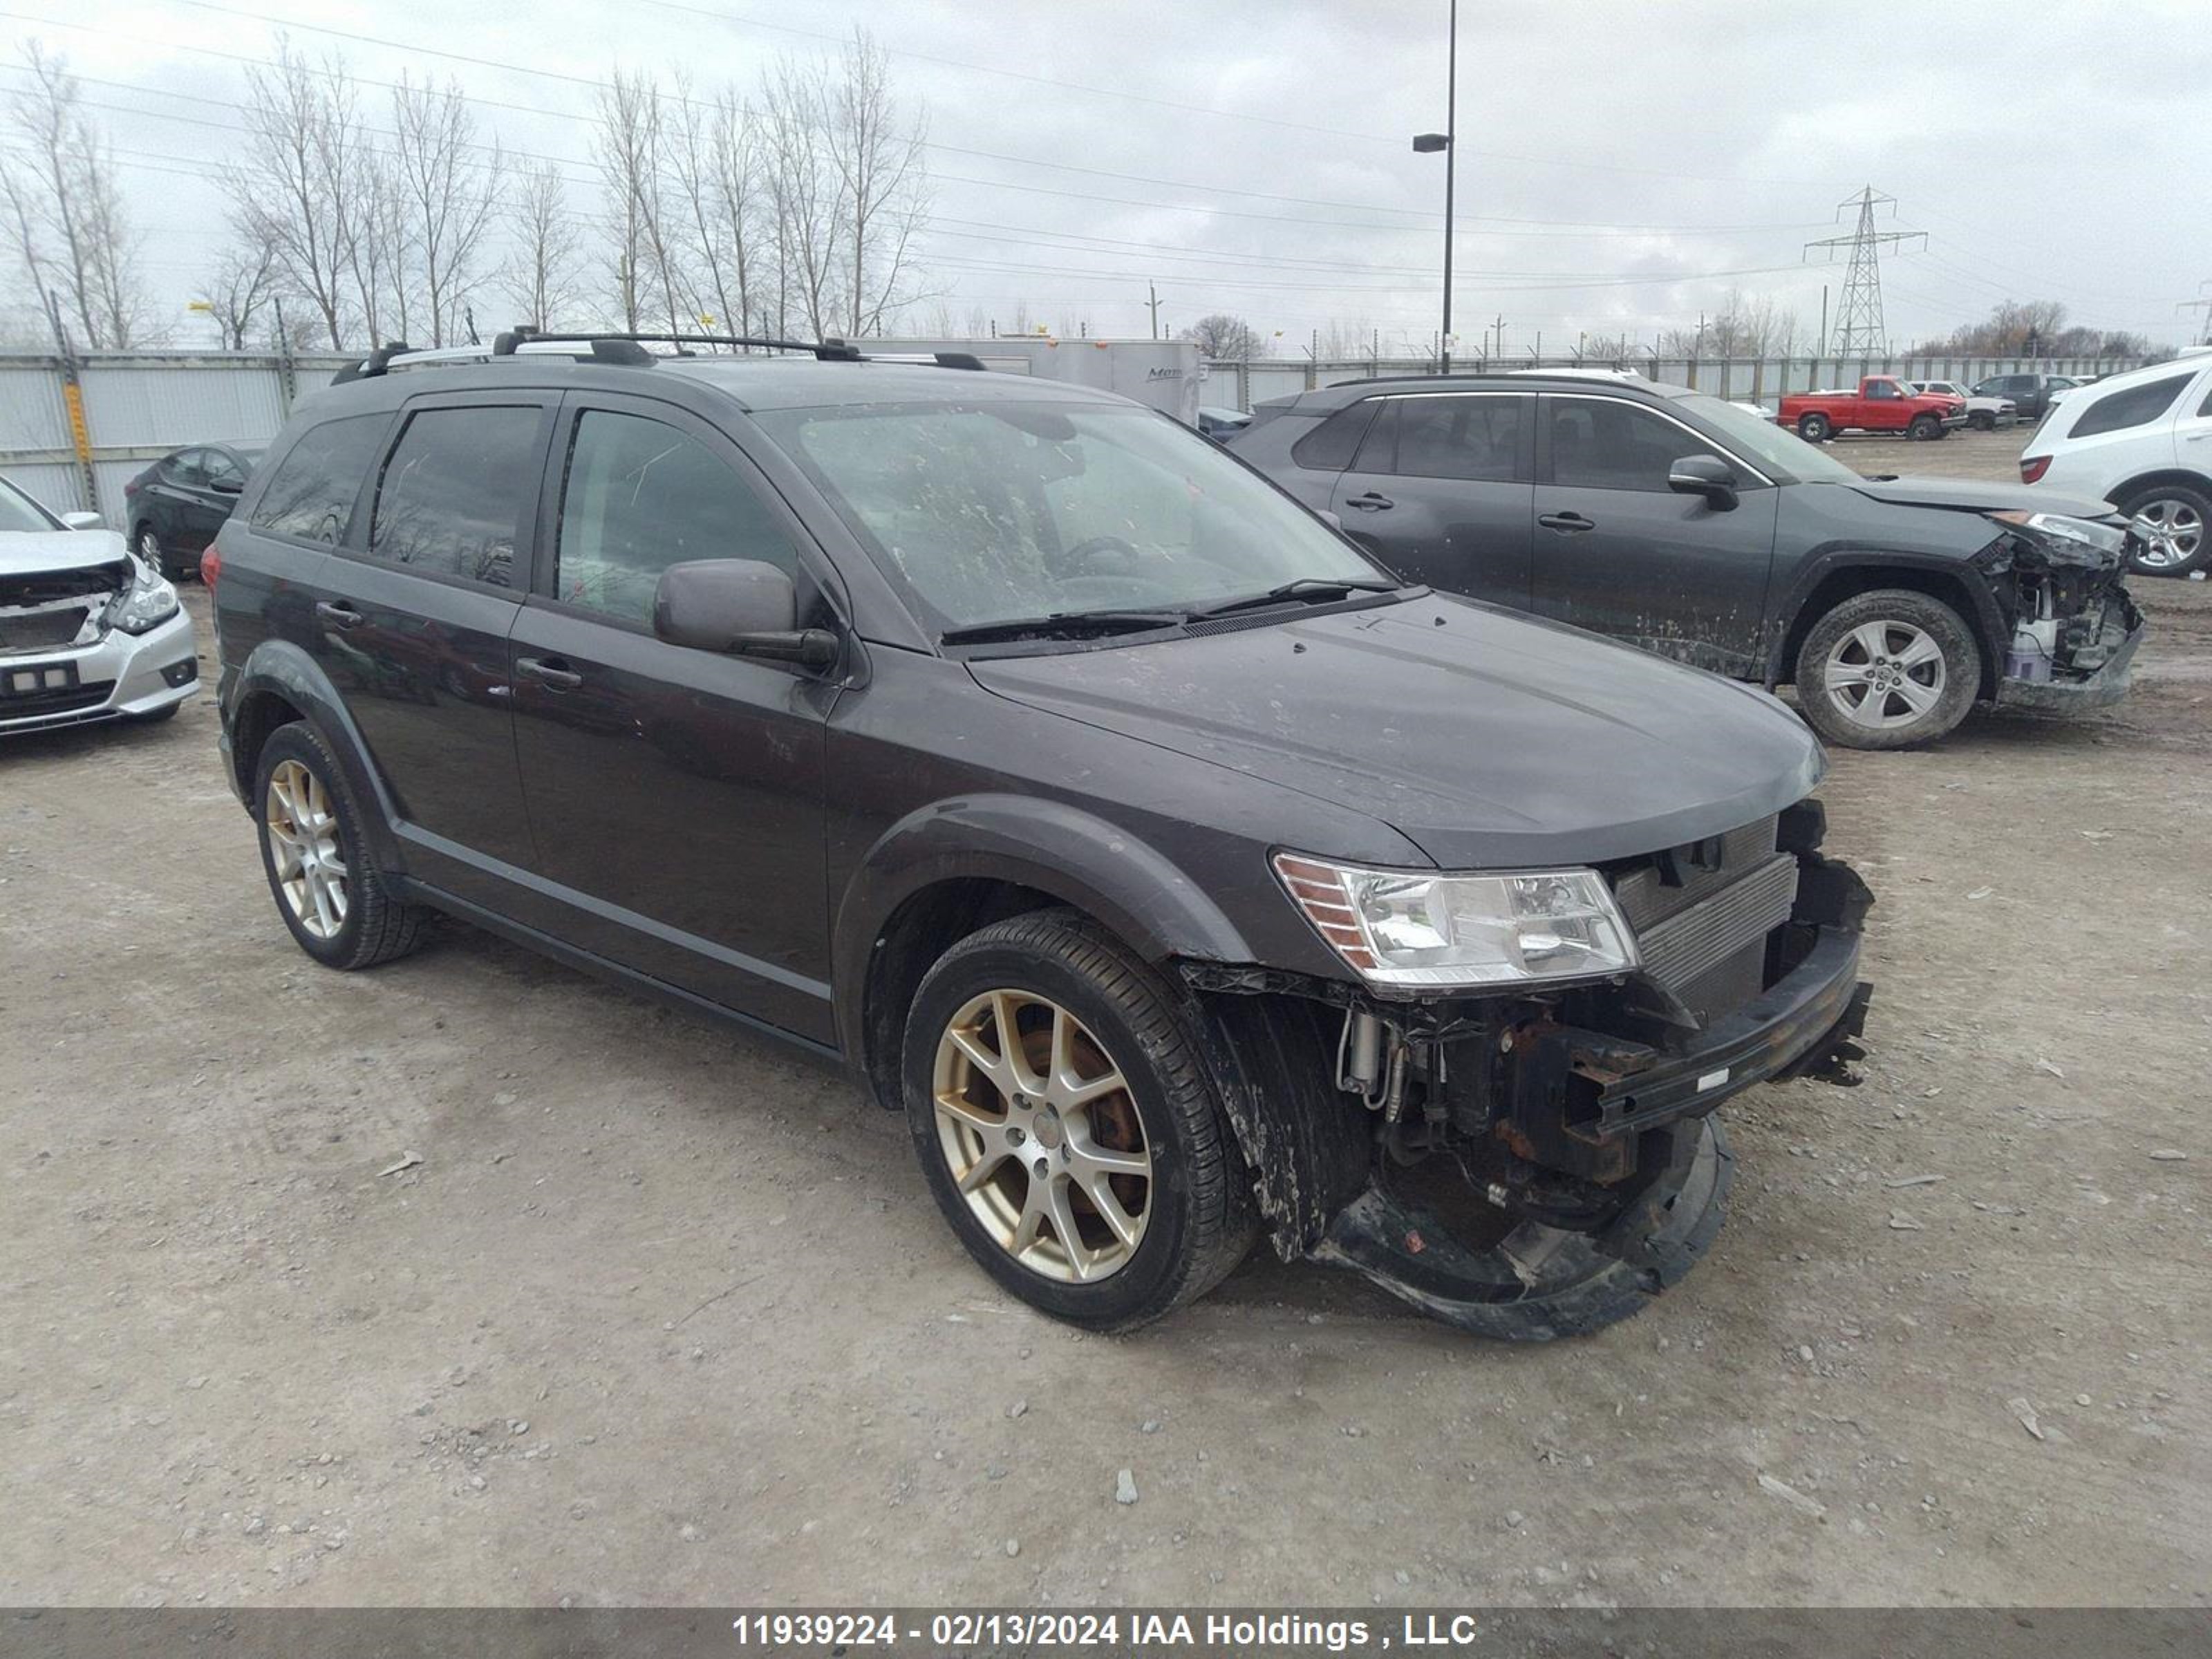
[1804,187,1925,357]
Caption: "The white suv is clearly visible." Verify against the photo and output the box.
[2019,349,2212,576]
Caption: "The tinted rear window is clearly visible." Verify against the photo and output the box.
[1290,400,1380,471]
[249,414,387,544]
[2066,373,2195,440]
[368,406,542,587]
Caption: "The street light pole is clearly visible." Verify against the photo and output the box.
[1413,0,1458,375]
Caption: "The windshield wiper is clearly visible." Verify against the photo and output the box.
[1186,576,1400,621]
[939,608,1190,646]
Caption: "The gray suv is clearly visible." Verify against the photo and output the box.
[1227,373,2143,749]
[211,332,1875,1341]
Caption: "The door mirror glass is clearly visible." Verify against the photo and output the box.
[653,559,836,667]
[1667,455,1738,509]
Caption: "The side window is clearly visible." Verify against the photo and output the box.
[1866,380,1900,400]
[555,409,803,623]
[368,406,541,587]
[2067,373,2195,440]
[249,414,390,545]
[1380,396,1521,482]
[169,449,210,486]
[1291,400,1380,471]
[2198,381,2212,419]
[1548,399,1721,492]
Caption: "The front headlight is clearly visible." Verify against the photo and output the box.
[106,563,180,634]
[1274,853,1638,988]
[1989,509,2128,559]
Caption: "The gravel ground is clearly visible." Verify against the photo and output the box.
[2,426,2206,1609]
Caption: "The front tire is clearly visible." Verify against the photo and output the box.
[1796,412,1831,442]
[1794,589,1980,749]
[2117,482,2209,577]
[1909,413,1943,441]
[254,722,427,969]
[901,910,1256,1332]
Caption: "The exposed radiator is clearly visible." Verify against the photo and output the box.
[1633,852,1798,995]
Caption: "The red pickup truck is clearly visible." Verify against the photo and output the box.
[1779,376,1967,442]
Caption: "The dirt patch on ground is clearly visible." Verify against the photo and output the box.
[2,433,2206,1608]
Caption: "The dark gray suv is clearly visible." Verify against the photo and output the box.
[1227,372,2143,749]
[210,332,1873,1341]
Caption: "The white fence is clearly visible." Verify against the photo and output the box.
[1206,353,2153,413]
[0,351,353,529]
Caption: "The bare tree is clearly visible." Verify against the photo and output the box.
[1659,288,1799,357]
[197,237,280,350]
[761,55,844,338]
[499,158,583,330]
[2,41,152,347]
[1181,312,1266,360]
[388,73,502,346]
[823,28,927,337]
[225,40,372,348]
[594,69,686,334]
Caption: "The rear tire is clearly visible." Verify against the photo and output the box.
[1796,412,1831,442]
[2116,481,2209,577]
[901,910,1257,1332]
[1794,589,1980,750]
[135,524,182,582]
[253,722,427,970]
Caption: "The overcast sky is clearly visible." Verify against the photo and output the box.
[12,0,2211,353]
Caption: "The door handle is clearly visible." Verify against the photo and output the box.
[314,600,365,630]
[516,655,584,691]
[1344,491,1394,511]
[1539,511,1595,533]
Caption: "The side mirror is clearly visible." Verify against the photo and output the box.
[1315,509,1344,532]
[653,559,838,668]
[1667,455,1738,511]
[60,510,102,531]
[211,477,244,496]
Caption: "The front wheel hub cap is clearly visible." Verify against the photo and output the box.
[931,989,1153,1284]
[1824,619,1945,729]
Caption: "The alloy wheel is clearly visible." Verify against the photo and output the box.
[136,528,162,572]
[1824,619,1946,730]
[931,988,1152,1284]
[2131,498,2203,570]
[265,759,350,939]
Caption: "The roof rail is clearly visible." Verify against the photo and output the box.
[332,327,991,384]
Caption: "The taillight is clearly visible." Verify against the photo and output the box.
[123,478,140,497]
[198,543,221,593]
[2020,456,2051,485]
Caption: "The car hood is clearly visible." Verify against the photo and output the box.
[967,597,1825,870]
[1845,477,2114,518]
[0,529,132,577]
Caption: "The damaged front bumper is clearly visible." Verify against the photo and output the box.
[1998,612,2145,713]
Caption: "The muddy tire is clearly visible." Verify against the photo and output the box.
[1796,412,1831,443]
[1909,412,1944,441]
[2117,481,2209,577]
[901,910,1257,1333]
[254,722,428,971]
[1794,589,1980,750]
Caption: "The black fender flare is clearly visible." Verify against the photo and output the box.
[1764,547,2007,690]
[224,640,406,872]
[831,792,1259,1052]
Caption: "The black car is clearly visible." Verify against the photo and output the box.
[123,443,263,579]
[1226,373,2144,749]
[1969,373,2076,424]
[210,332,1875,1342]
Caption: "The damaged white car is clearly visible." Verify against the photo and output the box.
[0,476,198,735]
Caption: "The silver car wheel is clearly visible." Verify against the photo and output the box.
[265,759,350,939]
[931,988,1152,1284]
[1824,619,1947,730]
[2131,498,2203,570]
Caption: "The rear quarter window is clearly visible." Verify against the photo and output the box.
[1290,400,1380,471]
[2066,373,2195,440]
[247,414,389,545]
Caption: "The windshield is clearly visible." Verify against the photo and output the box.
[0,478,61,532]
[1674,394,1863,485]
[755,401,1387,635]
